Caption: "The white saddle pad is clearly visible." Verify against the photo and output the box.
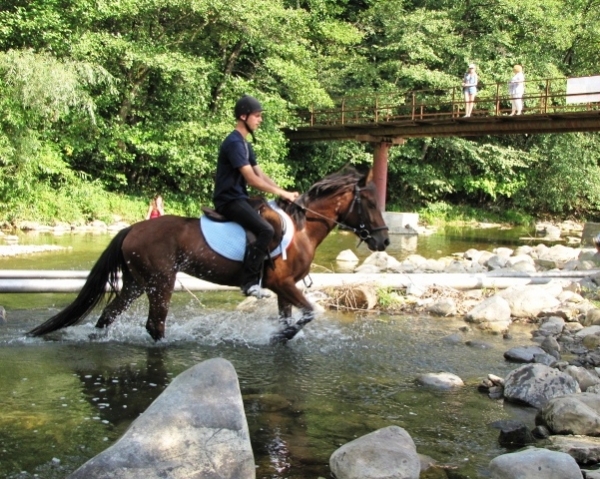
[200,201,294,261]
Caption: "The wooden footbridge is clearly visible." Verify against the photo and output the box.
[284,76,600,208]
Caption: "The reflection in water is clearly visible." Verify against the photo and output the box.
[74,347,171,429]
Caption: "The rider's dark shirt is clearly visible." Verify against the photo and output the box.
[213,130,257,209]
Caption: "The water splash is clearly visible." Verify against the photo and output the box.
[8,297,347,348]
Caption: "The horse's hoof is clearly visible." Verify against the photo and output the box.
[271,323,303,344]
[269,333,289,345]
[89,327,109,340]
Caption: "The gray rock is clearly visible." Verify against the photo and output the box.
[485,254,509,270]
[491,420,536,449]
[503,363,580,409]
[504,345,547,363]
[583,308,600,327]
[330,425,420,479]
[68,358,255,479]
[416,372,464,389]
[533,352,558,366]
[428,298,456,316]
[540,392,600,436]
[549,435,600,465]
[465,295,511,333]
[539,316,566,336]
[464,248,483,262]
[465,339,493,349]
[493,247,514,257]
[565,365,600,392]
[500,285,561,319]
[541,335,561,355]
[488,447,583,479]
[441,333,462,344]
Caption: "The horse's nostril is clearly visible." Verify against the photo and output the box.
[384,239,390,247]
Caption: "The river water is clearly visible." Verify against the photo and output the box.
[0,225,541,479]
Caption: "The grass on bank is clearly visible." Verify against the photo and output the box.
[416,201,534,227]
[2,188,539,230]
[0,184,203,228]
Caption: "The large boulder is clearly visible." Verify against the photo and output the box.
[539,392,600,436]
[68,358,255,479]
[503,363,580,409]
[329,425,420,479]
[500,285,561,318]
[488,447,583,479]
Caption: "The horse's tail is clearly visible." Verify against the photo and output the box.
[27,226,133,337]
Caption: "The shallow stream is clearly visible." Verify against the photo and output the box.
[0,226,540,478]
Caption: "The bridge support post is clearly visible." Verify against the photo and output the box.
[373,142,390,211]
[357,135,405,211]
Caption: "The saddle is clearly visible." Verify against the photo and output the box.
[201,197,285,256]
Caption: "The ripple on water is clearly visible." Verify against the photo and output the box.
[0,298,539,479]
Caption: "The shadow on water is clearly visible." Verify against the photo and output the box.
[0,227,542,478]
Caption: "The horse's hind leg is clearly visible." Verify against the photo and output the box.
[145,274,177,341]
[95,276,143,329]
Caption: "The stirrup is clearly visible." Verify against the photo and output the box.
[242,284,272,299]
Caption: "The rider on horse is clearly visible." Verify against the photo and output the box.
[213,95,299,298]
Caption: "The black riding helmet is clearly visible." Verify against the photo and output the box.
[234,95,263,143]
[234,95,263,119]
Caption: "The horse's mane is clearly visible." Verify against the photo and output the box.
[277,167,366,229]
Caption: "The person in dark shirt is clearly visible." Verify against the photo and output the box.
[213,95,299,298]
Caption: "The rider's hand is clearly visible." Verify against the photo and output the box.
[282,191,299,203]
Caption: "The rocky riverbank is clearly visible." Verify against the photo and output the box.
[298,241,600,478]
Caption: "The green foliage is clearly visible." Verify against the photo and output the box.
[515,133,600,217]
[1,0,600,226]
[376,287,404,310]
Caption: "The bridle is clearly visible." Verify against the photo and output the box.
[297,184,389,246]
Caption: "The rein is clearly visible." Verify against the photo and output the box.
[295,184,388,246]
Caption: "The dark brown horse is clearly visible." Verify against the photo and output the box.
[27,167,390,343]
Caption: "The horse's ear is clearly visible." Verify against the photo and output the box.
[360,169,374,187]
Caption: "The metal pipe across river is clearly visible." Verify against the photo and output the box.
[1,269,598,293]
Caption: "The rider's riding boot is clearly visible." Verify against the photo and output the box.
[241,244,271,299]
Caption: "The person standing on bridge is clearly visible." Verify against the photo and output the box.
[508,65,525,115]
[462,64,478,117]
[213,94,299,299]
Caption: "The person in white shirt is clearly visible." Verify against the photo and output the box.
[508,65,525,115]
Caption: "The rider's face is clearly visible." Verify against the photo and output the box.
[244,111,263,132]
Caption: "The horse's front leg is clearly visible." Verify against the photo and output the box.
[271,280,315,344]
[277,296,293,326]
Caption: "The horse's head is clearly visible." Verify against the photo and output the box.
[340,169,390,252]
[279,167,390,252]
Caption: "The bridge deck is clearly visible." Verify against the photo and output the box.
[284,76,600,142]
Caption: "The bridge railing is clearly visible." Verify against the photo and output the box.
[300,77,600,127]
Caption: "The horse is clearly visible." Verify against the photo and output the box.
[27,167,390,343]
